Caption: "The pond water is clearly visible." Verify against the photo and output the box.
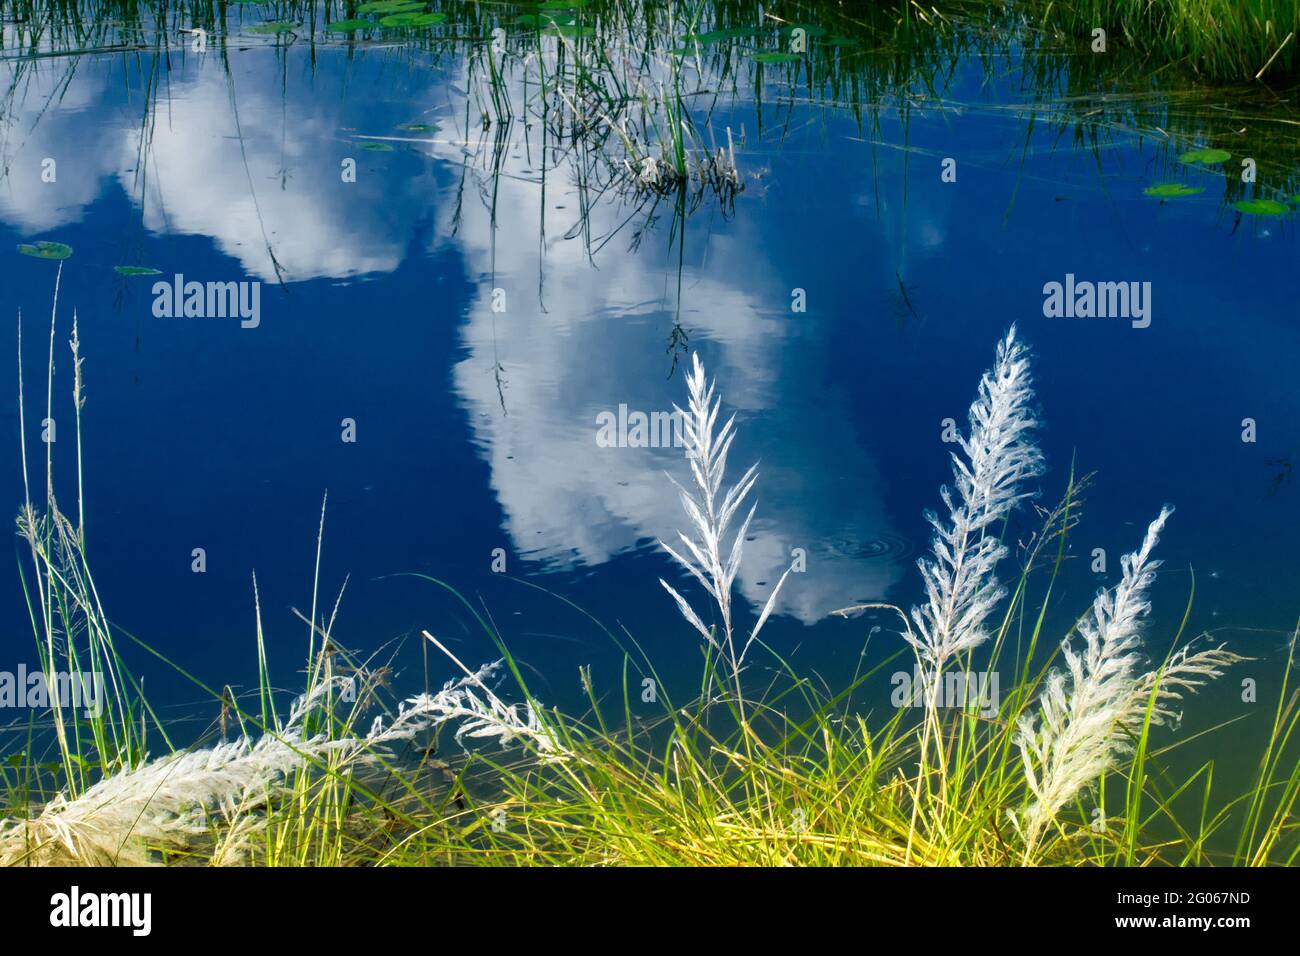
[1,4,1297,776]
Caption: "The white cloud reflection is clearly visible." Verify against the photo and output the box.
[0,44,911,625]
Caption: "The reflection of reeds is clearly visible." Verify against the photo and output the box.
[6,0,1297,226]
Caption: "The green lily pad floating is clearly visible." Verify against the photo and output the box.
[822,35,860,48]
[114,266,161,276]
[1233,198,1291,216]
[248,22,297,34]
[358,0,424,12]
[381,11,446,26]
[1178,147,1230,165]
[326,19,373,32]
[1143,183,1204,198]
[17,240,72,260]
[539,0,586,8]
[751,51,801,64]
[1290,194,1300,204]
[398,123,440,132]
[358,141,395,151]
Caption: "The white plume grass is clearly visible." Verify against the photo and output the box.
[908,325,1043,673]
[659,352,791,686]
[0,650,565,866]
[1015,507,1243,850]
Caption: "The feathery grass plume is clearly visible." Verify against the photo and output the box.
[0,652,563,865]
[658,352,791,684]
[1014,507,1242,850]
[909,325,1042,673]
[0,726,331,866]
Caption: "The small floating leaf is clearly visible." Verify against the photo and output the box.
[114,266,162,276]
[1233,198,1290,216]
[1143,183,1204,198]
[539,0,586,8]
[822,35,860,48]
[358,0,424,11]
[18,240,72,260]
[1178,147,1230,165]
[326,19,373,32]
[358,141,395,151]
[380,13,426,26]
[780,23,827,37]
[398,123,440,132]
[751,51,801,63]
[248,21,297,34]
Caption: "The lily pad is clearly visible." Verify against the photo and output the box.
[382,11,446,26]
[1143,183,1204,198]
[1233,198,1291,216]
[398,123,440,132]
[248,22,297,34]
[114,265,162,276]
[751,51,801,64]
[358,0,424,11]
[539,0,586,8]
[17,240,72,260]
[326,19,373,32]
[822,35,860,48]
[358,141,395,151]
[1178,147,1230,165]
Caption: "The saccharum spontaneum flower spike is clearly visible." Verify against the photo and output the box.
[1014,507,1242,850]
[0,656,565,866]
[908,325,1043,672]
[659,352,791,679]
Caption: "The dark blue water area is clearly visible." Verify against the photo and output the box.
[0,43,1296,768]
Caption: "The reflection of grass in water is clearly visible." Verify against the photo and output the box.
[3,300,1297,866]
[4,1,1298,217]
